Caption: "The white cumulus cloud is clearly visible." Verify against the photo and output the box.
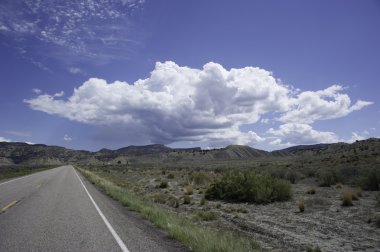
[346,131,370,143]
[32,88,42,94]
[24,61,372,146]
[64,134,72,141]
[268,123,339,146]
[280,85,372,124]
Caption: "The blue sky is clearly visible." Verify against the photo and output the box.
[0,0,379,151]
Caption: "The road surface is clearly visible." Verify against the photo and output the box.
[0,166,187,252]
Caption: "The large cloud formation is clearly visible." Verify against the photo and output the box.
[25,61,372,146]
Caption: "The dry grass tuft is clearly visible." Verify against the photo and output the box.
[306,188,316,195]
[341,191,354,206]
[298,200,305,213]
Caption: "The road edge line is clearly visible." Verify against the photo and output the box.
[74,168,130,252]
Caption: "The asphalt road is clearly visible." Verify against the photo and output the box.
[0,166,187,252]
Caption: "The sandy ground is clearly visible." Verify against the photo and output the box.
[102,170,380,251]
[200,182,380,251]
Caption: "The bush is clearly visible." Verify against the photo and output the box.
[298,200,305,213]
[307,188,316,194]
[152,193,167,204]
[356,187,363,197]
[351,192,359,201]
[361,168,380,191]
[189,172,210,185]
[184,185,193,195]
[205,171,292,204]
[159,180,168,188]
[194,210,217,221]
[183,195,191,204]
[336,183,343,189]
[318,170,338,187]
[167,173,175,179]
[200,197,206,206]
[285,170,299,184]
[341,191,354,206]
[307,246,321,252]
[167,196,179,208]
[236,207,248,213]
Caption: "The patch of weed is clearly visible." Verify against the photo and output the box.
[205,171,292,204]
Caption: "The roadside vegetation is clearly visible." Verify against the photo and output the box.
[77,167,261,252]
[74,139,380,251]
[205,171,292,203]
[0,165,55,181]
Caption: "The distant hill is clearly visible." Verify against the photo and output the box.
[0,138,379,166]
[116,144,172,156]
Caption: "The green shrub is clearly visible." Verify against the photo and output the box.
[167,196,179,208]
[285,170,299,184]
[352,192,359,201]
[318,170,338,187]
[341,191,353,206]
[236,207,248,213]
[307,246,321,252]
[356,187,363,197]
[205,171,292,204]
[361,168,380,191]
[159,180,168,188]
[200,197,206,206]
[298,200,305,213]
[269,168,286,179]
[167,173,175,179]
[183,195,191,204]
[189,172,210,185]
[152,193,167,204]
[307,188,316,194]
[335,183,343,189]
[194,210,217,221]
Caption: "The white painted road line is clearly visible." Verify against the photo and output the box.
[74,168,130,252]
[0,173,36,186]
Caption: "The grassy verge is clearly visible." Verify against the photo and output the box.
[0,166,55,181]
[77,167,261,252]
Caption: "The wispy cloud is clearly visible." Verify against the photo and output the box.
[68,67,86,75]
[5,131,31,137]
[0,0,144,69]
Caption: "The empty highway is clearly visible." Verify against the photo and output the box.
[0,166,187,252]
